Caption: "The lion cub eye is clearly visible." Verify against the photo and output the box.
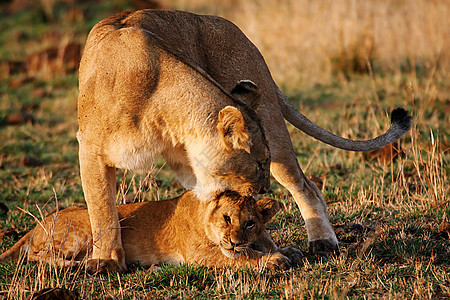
[245,220,255,229]
[224,215,231,224]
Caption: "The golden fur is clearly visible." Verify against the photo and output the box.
[0,191,302,271]
[77,9,411,271]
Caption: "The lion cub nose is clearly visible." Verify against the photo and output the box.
[230,238,244,247]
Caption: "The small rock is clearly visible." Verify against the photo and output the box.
[334,224,364,235]
[21,103,40,112]
[9,76,33,88]
[6,112,34,125]
[20,155,41,167]
[439,221,450,239]
[31,88,48,98]
[65,8,84,23]
[7,0,35,14]
[60,42,82,71]
[30,287,78,300]
[25,42,83,78]
[330,164,347,176]
[26,48,58,78]
[12,30,29,41]
[1,61,26,77]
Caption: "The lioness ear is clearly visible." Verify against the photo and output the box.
[217,106,251,153]
[256,198,280,223]
[231,80,261,110]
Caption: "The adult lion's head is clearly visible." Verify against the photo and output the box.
[192,81,271,199]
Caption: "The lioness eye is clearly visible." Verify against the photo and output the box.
[224,215,231,224]
[245,220,255,229]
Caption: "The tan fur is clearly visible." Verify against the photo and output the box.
[77,9,411,271]
[0,192,301,271]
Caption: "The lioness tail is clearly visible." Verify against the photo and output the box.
[277,87,411,151]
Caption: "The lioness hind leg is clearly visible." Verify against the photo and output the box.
[261,111,339,255]
[271,158,339,255]
[78,144,126,272]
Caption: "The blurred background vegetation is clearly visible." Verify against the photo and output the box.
[1,0,448,87]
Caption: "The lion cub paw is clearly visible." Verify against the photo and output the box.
[86,258,124,274]
[279,246,303,266]
[265,252,291,270]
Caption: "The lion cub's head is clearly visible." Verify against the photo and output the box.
[205,191,280,258]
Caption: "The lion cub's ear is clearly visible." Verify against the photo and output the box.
[231,80,261,110]
[256,198,280,224]
[217,106,251,153]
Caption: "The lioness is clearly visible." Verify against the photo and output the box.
[78,10,411,271]
[0,191,301,271]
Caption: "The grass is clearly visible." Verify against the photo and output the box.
[0,0,449,299]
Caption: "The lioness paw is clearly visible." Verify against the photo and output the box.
[265,252,291,270]
[309,239,340,256]
[86,258,124,274]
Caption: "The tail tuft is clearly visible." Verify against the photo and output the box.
[390,108,412,131]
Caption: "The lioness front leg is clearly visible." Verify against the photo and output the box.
[79,144,126,273]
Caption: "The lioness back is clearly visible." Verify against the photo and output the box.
[86,9,272,94]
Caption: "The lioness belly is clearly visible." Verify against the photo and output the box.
[104,131,166,172]
[110,146,159,172]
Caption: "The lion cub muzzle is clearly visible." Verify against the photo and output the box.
[220,235,249,258]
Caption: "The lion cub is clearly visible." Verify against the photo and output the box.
[0,191,301,271]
